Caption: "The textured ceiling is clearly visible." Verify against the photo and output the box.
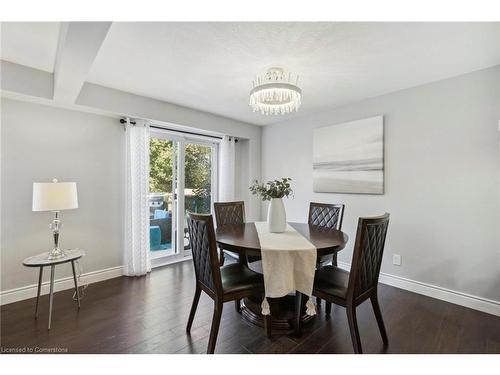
[2,22,499,126]
[87,22,500,125]
[1,22,60,72]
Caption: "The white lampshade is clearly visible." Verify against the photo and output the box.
[32,179,78,212]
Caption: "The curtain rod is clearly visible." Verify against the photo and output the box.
[119,119,234,141]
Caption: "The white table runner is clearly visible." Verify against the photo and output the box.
[254,221,317,316]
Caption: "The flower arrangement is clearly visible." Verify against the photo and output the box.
[249,178,293,201]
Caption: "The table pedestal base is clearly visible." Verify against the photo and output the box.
[240,293,315,330]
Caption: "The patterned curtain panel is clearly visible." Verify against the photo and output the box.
[124,120,151,276]
[218,135,236,202]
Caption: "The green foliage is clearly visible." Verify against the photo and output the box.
[149,138,173,193]
[249,178,293,201]
[184,144,211,190]
[184,143,212,213]
[149,139,212,213]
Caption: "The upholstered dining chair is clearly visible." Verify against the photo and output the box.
[308,202,345,308]
[308,202,345,266]
[186,212,269,354]
[214,201,245,266]
[311,213,390,354]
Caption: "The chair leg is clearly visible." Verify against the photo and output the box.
[325,301,332,315]
[235,299,241,313]
[207,301,223,354]
[186,287,201,333]
[239,254,248,267]
[295,291,302,335]
[370,293,388,345]
[346,305,363,354]
[264,314,272,338]
[316,296,322,308]
[332,253,338,266]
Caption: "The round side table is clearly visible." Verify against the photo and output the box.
[23,249,85,330]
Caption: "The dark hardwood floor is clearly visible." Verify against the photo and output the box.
[1,260,499,354]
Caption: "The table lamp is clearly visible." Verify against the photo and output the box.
[32,179,79,260]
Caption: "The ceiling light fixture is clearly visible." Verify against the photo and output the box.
[249,67,302,115]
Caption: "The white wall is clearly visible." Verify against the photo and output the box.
[1,98,125,292]
[261,66,500,303]
[1,97,261,297]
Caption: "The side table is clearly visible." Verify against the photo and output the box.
[23,249,85,330]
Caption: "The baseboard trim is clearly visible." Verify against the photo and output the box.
[151,255,192,269]
[0,255,194,306]
[3,259,498,317]
[337,261,500,317]
[0,265,124,306]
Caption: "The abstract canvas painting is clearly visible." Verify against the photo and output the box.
[313,116,384,194]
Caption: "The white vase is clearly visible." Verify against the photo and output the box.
[267,198,286,233]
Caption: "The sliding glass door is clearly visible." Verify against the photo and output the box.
[149,135,177,260]
[182,141,217,251]
[149,129,218,265]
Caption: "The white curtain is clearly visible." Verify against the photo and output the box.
[124,119,151,276]
[219,135,236,201]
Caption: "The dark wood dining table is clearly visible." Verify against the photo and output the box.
[216,222,349,330]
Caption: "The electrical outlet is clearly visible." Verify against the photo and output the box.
[392,254,401,266]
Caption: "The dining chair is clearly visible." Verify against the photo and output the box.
[186,212,270,353]
[311,213,390,354]
[214,201,245,266]
[308,202,345,266]
[308,202,345,308]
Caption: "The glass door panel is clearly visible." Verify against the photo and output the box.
[149,137,176,258]
[149,130,218,262]
[183,142,215,251]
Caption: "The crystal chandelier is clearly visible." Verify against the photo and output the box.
[249,67,302,115]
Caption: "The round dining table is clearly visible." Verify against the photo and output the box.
[216,222,349,330]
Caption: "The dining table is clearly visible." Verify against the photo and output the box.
[216,222,349,330]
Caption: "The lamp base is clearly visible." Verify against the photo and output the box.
[47,248,66,260]
[48,211,65,260]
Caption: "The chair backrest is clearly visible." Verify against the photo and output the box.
[214,201,245,228]
[348,213,390,300]
[186,213,222,297]
[308,202,345,230]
